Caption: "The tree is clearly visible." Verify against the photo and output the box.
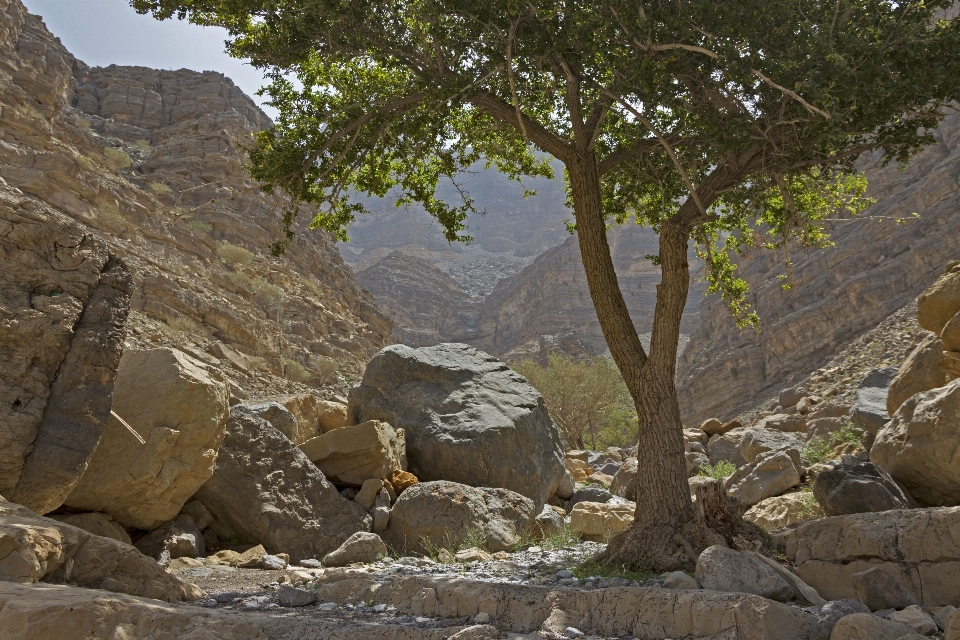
[513,353,638,450]
[134,0,960,570]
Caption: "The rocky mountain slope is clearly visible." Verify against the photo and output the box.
[0,0,391,403]
[677,110,960,424]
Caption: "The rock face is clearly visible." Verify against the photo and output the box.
[195,406,371,563]
[1,191,132,514]
[851,567,918,611]
[777,507,960,606]
[887,332,948,415]
[0,497,199,601]
[871,378,960,506]
[849,368,896,436]
[569,501,634,542]
[299,420,406,487]
[382,481,534,555]
[677,110,960,424]
[609,459,637,501]
[349,344,564,507]
[695,546,793,602]
[63,348,229,530]
[48,513,131,545]
[725,451,800,507]
[812,460,918,516]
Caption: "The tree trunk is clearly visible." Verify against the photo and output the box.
[567,152,758,571]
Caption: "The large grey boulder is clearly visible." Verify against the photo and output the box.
[610,458,637,501]
[852,567,918,611]
[194,406,371,563]
[809,600,871,640]
[812,460,917,516]
[871,378,960,506]
[348,344,564,507]
[738,429,804,465]
[382,480,534,555]
[706,430,748,467]
[850,368,896,436]
[725,451,800,507]
[695,545,793,601]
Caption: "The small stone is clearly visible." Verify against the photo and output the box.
[437,548,455,563]
[263,554,287,570]
[202,599,217,608]
[562,627,584,639]
[277,584,316,607]
[555,569,574,579]
[934,606,957,631]
[157,550,170,567]
[299,559,321,568]
[355,479,385,510]
[372,603,388,613]
[662,571,698,590]
[472,612,491,624]
[455,547,492,563]
[316,602,337,611]
[214,592,240,603]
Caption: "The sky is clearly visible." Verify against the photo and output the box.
[21,0,274,115]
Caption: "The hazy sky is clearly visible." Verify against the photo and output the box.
[21,0,273,114]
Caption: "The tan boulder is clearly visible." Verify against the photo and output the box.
[318,400,349,432]
[276,394,323,444]
[942,310,960,352]
[743,493,823,532]
[0,498,200,601]
[700,418,723,434]
[354,479,386,510]
[939,350,960,379]
[587,471,614,487]
[887,332,949,415]
[389,469,419,493]
[564,458,591,482]
[299,420,406,487]
[872,378,960,506]
[917,262,960,335]
[48,513,131,545]
[64,348,229,530]
[569,501,634,542]
[828,613,915,640]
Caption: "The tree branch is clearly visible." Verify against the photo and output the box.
[470,92,572,161]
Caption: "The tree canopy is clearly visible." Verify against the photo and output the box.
[134,0,960,571]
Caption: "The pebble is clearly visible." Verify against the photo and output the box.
[316,602,338,612]
[299,559,321,568]
[472,612,491,624]
[563,627,585,638]
[372,604,388,613]
[262,554,286,570]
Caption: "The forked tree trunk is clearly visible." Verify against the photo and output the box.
[567,152,755,571]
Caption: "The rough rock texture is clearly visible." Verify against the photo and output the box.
[738,429,804,465]
[677,110,960,425]
[609,458,637,501]
[382,481,534,555]
[812,460,918,516]
[48,512,131,545]
[725,451,800,507]
[349,344,564,507]
[888,605,938,635]
[743,493,824,532]
[695,546,793,602]
[0,0,391,424]
[707,430,748,467]
[1,189,132,514]
[244,402,298,441]
[852,567,919,610]
[777,507,960,606]
[299,420,406,487]
[829,613,917,640]
[871,378,960,506]
[531,506,565,540]
[849,368,896,436]
[568,501,634,543]
[134,514,205,560]
[194,406,370,563]
[887,333,948,415]
[808,600,870,640]
[918,262,960,335]
[63,348,229,530]
[0,497,199,601]
[321,532,387,567]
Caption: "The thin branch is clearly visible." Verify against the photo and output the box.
[111,410,145,444]
[506,17,529,142]
[752,69,832,120]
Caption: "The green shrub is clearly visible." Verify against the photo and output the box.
[149,180,171,195]
[282,358,310,383]
[217,243,253,265]
[803,424,867,464]
[249,277,283,308]
[313,356,339,382]
[133,139,151,153]
[187,219,213,233]
[96,205,124,225]
[697,460,737,479]
[75,155,92,171]
[103,147,132,169]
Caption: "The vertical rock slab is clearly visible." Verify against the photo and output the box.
[348,343,565,508]
[0,188,131,514]
[64,348,229,530]
[195,406,371,563]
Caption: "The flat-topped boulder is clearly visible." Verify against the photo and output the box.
[348,344,564,508]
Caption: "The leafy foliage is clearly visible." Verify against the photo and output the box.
[514,353,637,450]
[103,147,132,169]
[803,423,868,464]
[217,243,254,265]
[697,461,737,479]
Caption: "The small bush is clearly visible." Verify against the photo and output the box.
[282,358,310,383]
[249,277,283,308]
[103,147,132,169]
[794,492,824,520]
[803,424,867,464]
[217,243,253,265]
[698,460,737,479]
[96,205,124,225]
[422,526,488,560]
[167,316,202,336]
[75,155,92,171]
[133,139,151,153]
[313,356,339,382]
[148,180,171,195]
[187,219,213,233]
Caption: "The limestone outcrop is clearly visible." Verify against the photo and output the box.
[63,348,229,530]
[0,497,200,601]
[349,343,565,507]
[195,406,370,563]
